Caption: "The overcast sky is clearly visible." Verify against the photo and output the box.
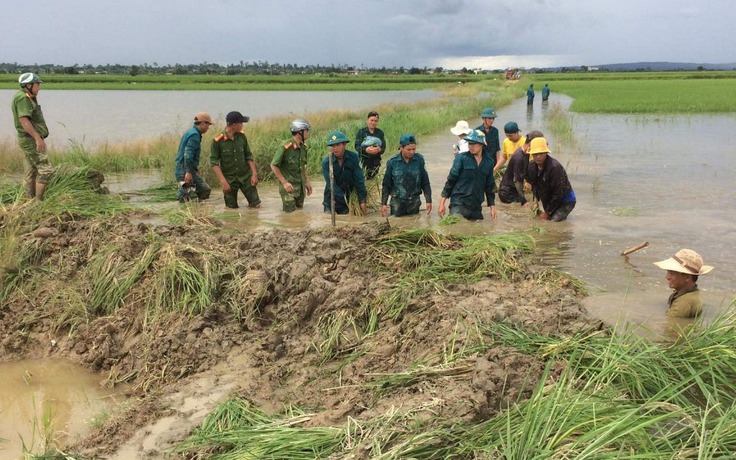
[2,0,735,69]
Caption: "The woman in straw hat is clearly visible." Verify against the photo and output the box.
[450,120,472,156]
[654,249,714,318]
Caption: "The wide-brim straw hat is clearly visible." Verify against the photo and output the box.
[654,248,714,275]
[450,120,472,136]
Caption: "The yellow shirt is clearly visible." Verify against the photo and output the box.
[502,135,526,161]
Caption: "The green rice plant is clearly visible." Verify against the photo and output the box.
[534,76,736,114]
[314,309,366,363]
[143,244,224,323]
[0,166,130,227]
[535,267,588,295]
[612,207,639,217]
[86,242,161,316]
[367,229,534,321]
[163,201,220,226]
[39,281,89,332]
[19,396,61,460]
[545,103,575,146]
[175,398,345,460]
[365,360,474,395]
[0,233,47,304]
[222,264,274,322]
[438,215,461,226]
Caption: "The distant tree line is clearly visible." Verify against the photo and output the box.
[0,61,492,76]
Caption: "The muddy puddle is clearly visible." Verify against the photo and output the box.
[0,359,127,459]
[109,95,735,336]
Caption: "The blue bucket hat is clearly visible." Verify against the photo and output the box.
[326,131,349,146]
[465,129,487,146]
[504,121,520,133]
[481,107,497,119]
[399,134,417,147]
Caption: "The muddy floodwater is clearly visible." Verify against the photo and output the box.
[0,359,126,459]
[0,89,440,146]
[112,95,736,335]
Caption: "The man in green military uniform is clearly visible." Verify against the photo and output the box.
[211,111,260,209]
[11,72,54,200]
[271,118,313,212]
[381,134,432,217]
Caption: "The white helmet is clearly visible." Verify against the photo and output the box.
[290,118,311,133]
[19,72,42,86]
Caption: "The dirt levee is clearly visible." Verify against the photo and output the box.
[0,213,594,457]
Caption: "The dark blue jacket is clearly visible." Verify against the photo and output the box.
[381,152,432,205]
[175,125,204,179]
[322,150,367,209]
[441,151,495,211]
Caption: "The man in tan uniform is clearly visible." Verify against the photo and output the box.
[654,249,714,318]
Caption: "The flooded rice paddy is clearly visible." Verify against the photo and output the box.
[2,91,735,457]
[112,95,736,335]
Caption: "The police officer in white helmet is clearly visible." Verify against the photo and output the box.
[11,72,54,199]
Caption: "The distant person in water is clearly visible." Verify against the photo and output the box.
[526,84,535,105]
[542,83,550,102]
[654,249,714,318]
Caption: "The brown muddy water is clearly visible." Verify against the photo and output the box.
[116,95,736,336]
[0,359,126,459]
[0,89,440,146]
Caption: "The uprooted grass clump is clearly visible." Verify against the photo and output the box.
[177,312,736,459]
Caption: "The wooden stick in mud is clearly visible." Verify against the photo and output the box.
[620,241,649,256]
[328,151,336,226]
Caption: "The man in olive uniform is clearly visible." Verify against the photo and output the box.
[271,118,313,212]
[381,134,432,217]
[11,72,54,200]
[211,111,260,208]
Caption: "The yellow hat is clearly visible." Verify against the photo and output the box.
[527,137,550,155]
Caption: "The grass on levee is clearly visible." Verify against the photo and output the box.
[173,310,736,459]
